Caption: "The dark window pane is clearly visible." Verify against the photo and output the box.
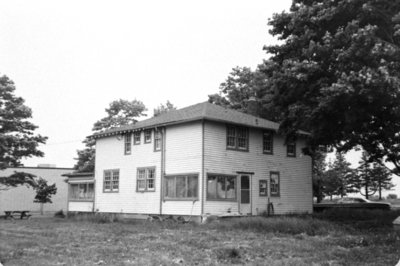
[241,190,250,204]
[176,176,186,198]
[187,176,198,198]
[241,175,250,189]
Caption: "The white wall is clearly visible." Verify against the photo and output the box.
[0,167,71,213]
[68,201,93,212]
[94,130,161,214]
[203,121,312,215]
[162,121,203,215]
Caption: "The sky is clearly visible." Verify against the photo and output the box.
[1,0,293,168]
[1,1,398,196]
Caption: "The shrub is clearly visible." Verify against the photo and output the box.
[54,210,65,218]
[387,194,398,200]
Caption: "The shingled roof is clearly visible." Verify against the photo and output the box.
[92,102,281,139]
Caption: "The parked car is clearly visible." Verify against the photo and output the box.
[314,197,391,212]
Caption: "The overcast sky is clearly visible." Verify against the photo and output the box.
[1,0,293,168]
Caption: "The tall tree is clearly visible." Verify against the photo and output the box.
[312,150,327,202]
[208,66,281,121]
[357,152,377,199]
[0,75,47,188]
[74,99,147,172]
[356,151,394,199]
[370,162,394,200]
[263,0,400,174]
[153,101,176,117]
[330,152,357,198]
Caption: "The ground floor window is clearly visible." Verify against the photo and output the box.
[207,174,236,201]
[69,183,94,200]
[164,174,198,200]
[270,172,280,197]
[259,180,268,196]
[137,167,156,192]
[104,169,119,192]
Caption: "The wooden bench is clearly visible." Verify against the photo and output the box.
[4,211,32,220]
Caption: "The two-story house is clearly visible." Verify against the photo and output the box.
[69,102,312,218]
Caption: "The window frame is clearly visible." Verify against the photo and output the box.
[103,169,120,193]
[154,129,162,152]
[136,167,156,192]
[226,125,249,152]
[133,131,141,145]
[124,133,132,155]
[69,182,95,201]
[163,173,199,201]
[206,173,237,202]
[263,130,274,155]
[270,171,280,197]
[144,129,152,144]
[259,179,268,197]
[286,141,296,157]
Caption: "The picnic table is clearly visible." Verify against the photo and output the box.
[4,211,31,220]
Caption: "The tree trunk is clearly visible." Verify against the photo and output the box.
[40,203,44,215]
[378,180,382,200]
[365,183,369,199]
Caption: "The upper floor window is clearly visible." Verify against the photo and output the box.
[287,141,296,157]
[133,131,141,145]
[124,134,132,155]
[164,174,198,200]
[137,167,155,192]
[154,129,162,151]
[144,129,152,143]
[104,169,119,192]
[263,131,273,154]
[226,125,249,151]
[270,172,280,197]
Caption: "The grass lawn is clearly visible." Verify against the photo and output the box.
[1,210,400,266]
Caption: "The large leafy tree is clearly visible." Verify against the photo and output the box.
[263,0,400,174]
[153,101,176,117]
[74,99,147,172]
[208,66,281,121]
[0,75,47,189]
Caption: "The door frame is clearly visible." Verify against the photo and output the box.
[237,172,254,215]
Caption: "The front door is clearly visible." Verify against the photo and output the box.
[239,175,251,215]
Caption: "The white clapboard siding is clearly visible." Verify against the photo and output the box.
[68,201,94,212]
[203,121,312,215]
[162,122,203,216]
[94,131,162,214]
[0,167,71,213]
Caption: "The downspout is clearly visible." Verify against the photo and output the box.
[201,120,205,216]
[92,179,96,212]
[67,179,70,215]
[159,127,166,215]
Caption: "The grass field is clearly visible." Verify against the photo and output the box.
[1,210,399,266]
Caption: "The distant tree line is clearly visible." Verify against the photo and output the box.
[313,151,394,201]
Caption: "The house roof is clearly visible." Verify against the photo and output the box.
[92,101,290,139]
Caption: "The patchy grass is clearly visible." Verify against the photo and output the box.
[0,211,399,265]
[209,215,345,236]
